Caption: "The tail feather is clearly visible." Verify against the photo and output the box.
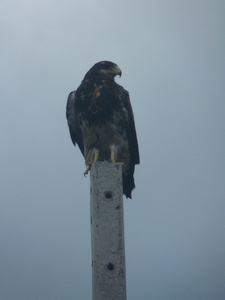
[123,174,135,199]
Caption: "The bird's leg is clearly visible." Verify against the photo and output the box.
[93,149,99,162]
[110,145,124,165]
[110,151,115,162]
[110,145,117,163]
[84,149,99,176]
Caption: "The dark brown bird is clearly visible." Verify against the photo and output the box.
[66,61,139,198]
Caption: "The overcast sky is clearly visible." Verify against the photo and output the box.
[1,1,225,299]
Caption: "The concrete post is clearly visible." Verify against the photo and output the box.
[90,161,127,300]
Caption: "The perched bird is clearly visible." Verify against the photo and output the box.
[66,61,139,198]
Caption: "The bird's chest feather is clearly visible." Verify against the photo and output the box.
[76,82,120,124]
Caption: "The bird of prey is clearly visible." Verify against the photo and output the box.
[66,61,139,198]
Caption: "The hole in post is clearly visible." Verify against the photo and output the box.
[107,263,114,271]
[104,191,112,199]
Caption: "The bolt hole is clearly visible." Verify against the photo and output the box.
[107,263,114,271]
[104,191,112,199]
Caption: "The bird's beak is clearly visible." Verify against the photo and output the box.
[115,66,122,77]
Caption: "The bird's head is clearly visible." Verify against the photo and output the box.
[83,61,122,81]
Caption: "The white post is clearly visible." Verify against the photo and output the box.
[90,161,127,300]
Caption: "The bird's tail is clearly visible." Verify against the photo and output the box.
[123,174,135,199]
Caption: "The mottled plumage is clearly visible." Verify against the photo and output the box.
[66,61,139,198]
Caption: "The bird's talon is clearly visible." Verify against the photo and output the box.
[84,165,91,176]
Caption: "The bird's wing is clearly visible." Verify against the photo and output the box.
[66,91,84,155]
[119,87,140,165]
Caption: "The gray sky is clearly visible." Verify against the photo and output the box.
[1,1,225,299]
